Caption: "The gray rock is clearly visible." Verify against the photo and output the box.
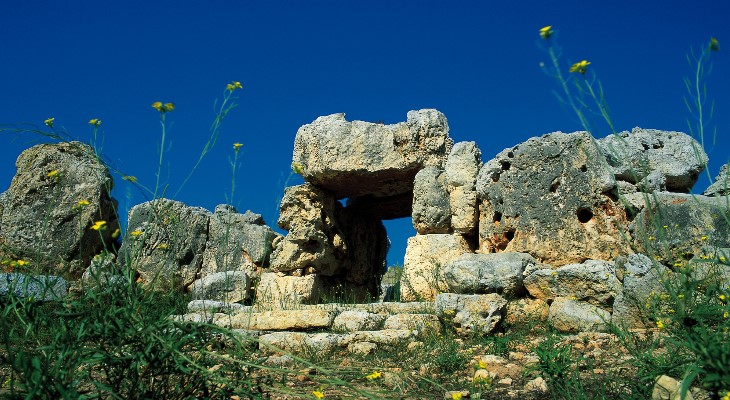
[191,271,250,303]
[435,293,507,335]
[187,299,246,314]
[611,254,669,328]
[0,142,119,278]
[441,252,536,297]
[628,192,730,265]
[597,128,708,193]
[292,110,453,219]
[476,131,631,266]
[0,273,68,301]
[445,141,482,235]
[523,260,621,309]
[119,199,209,292]
[548,297,610,332]
[704,163,730,197]
[258,332,344,354]
[214,309,336,331]
[254,273,323,308]
[412,166,451,234]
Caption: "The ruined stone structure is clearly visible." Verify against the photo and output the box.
[2,110,729,334]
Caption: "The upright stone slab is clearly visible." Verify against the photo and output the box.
[412,166,451,234]
[400,234,471,301]
[476,131,631,266]
[444,141,482,235]
[0,142,119,278]
[119,199,208,291]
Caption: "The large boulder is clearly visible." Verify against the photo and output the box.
[626,192,730,265]
[548,297,610,333]
[119,199,209,291]
[596,128,707,193]
[435,293,507,335]
[444,141,482,235]
[292,109,453,220]
[476,131,631,266]
[611,254,668,328]
[523,260,621,309]
[0,142,119,278]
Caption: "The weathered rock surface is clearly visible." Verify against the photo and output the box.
[597,128,708,193]
[611,254,668,328]
[523,260,621,309]
[444,141,482,235]
[383,313,442,336]
[548,297,610,333]
[476,131,631,266]
[412,166,451,234]
[441,252,536,297]
[400,234,471,301]
[0,273,68,301]
[0,142,119,278]
[333,310,386,332]
[201,205,278,277]
[214,309,336,331]
[504,298,549,326]
[255,273,323,308]
[435,293,507,335]
[119,199,209,291]
[268,183,388,304]
[191,271,250,303]
[292,109,453,219]
[120,200,276,294]
[627,192,730,265]
[704,163,729,197]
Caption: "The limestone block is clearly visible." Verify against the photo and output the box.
[258,332,344,354]
[504,298,549,326]
[523,260,621,309]
[119,199,208,291]
[383,313,442,336]
[441,252,537,297]
[476,131,631,266]
[435,293,507,335]
[254,272,323,308]
[216,309,335,331]
[0,142,119,278]
[611,254,668,329]
[412,166,451,234]
[292,109,453,203]
[400,234,471,301]
[190,271,250,303]
[548,297,610,333]
[597,128,708,192]
[445,141,482,235]
[333,310,386,332]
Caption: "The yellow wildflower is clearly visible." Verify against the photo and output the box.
[152,102,175,113]
[656,320,665,329]
[478,359,488,369]
[91,221,107,231]
[226,81,243,91]
[111,228,121,239]
[720,256,727,262]
[452,393,463,400]
[44,117,55,128]
[130,230,143,237]
[158,243,168,250]
[16,260,29,266]
[77,199,90,207]
[710,37,720,52]
[569,60,591,75]
[312,391,325,399]
[365,371,381,381]
[233,142,243,152]
[48,169,60,178]
[122,175,138,183]
[701,235,708,241]
[291,162,305,175]
[648,236,655,241]
[539,25,553,40]
[724,311,728,319]
[89,118,101,127]
[720,294,727,302]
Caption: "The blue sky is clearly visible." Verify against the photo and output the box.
[1,1,728,267]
